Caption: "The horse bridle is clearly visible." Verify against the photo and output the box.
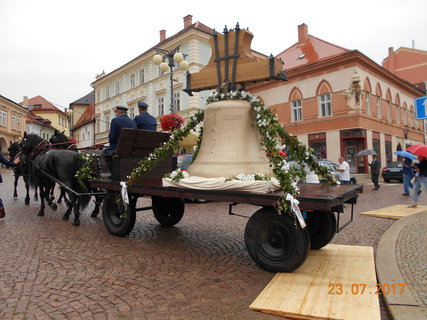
[27,139,51,160]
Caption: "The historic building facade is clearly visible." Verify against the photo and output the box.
[70,91,95,149]
[0,95,28,154]
[91,15,213,149]
[251,24,425,174]
[20,95,71,137]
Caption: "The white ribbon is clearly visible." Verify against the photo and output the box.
[285,194,306,229]
[120,181,129,205]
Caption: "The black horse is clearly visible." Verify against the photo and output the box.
[50,130,77,151]
[49,130,78,204]
[49,130,102,218]
[7,141,38,205]
[21,132,91,226]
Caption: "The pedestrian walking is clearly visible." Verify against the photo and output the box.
[369,154,381,190]
[408,155,427,208]
[401,157,414,196]
[0,147,17,218]
[336,156,350,184]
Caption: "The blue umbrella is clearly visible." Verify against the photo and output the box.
[394,151,416,159]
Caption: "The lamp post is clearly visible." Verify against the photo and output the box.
[153,46,189,114]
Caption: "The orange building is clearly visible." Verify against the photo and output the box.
[382,47,427,91]
[251,24,425,174]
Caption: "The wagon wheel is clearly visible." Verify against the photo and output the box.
[245,207,310,272]
[152,196,184,227]
[102,191,136,237]
[305,210,336,249]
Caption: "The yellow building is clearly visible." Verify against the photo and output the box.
[21,95,70,136]
[0,95,28,153]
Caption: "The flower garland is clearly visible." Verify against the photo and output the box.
[75,153,97,190]
[126,110,204,185]
[126,89,335,213]
[164,168,190,182]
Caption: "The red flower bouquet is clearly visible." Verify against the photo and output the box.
[160,113,185,131]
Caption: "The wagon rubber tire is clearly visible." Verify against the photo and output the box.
[305,210,336,249]
[102,191,136,237]
[152,196,184,227]
[244,207,310,272]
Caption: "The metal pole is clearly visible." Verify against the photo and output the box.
[170,61,174,113]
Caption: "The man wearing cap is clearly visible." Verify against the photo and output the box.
[134,101,157,131]
[103,106,137,155]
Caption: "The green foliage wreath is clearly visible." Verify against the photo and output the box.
[125,89,335,213]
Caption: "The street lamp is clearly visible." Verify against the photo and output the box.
[153,45,189,113]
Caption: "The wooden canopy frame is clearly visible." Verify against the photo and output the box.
[184,23,287,95]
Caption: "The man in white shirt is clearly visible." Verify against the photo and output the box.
[336,156,350,184]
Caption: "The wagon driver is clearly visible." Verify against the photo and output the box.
[103,106,137,170]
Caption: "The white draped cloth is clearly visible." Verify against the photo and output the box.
[162,176,281,193]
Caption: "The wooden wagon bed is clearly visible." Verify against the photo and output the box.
[92,129,362,273]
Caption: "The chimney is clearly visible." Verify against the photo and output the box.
[387,47,395,71]
[298,23,308,43]
[23,96,28,108]
[160,29,166,42]
[183,14,193,28]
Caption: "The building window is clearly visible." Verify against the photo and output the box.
[365,93,371,115]
[130,107,135,119]
[139,69,145,84]
[115,81,120,95]
[11,115,16,130]
[106,86,110,99]
[105,115,110,131]
[319,93,331,117]
[404,109,408,126]
[158,97,164,116]
[96,117,100,133]
[291,100,302,122]
[173,92,180,112]
[396,105,401,124]
[377,97,382,119]
[0,110,6,126]
[387,102,391,122]
[17,117,21,131]
[130,74,135,88]
[308,132,327,159]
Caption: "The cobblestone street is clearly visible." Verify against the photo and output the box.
[0,169,425,320]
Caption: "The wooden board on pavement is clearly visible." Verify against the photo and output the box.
[249,244,380,320]
[360,204,427,219]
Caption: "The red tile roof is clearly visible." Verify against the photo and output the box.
[19,95,68,116]
[72,102,95,130]
[276,35,350,70]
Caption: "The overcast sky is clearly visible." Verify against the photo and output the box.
[0,0,426,110]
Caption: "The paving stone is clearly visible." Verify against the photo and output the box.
[1,169,425,319]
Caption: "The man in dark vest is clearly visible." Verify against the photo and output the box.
[369,154,381,190]
[134,101,157,131]
[103,106,137,172]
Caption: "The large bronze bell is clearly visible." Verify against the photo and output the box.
[187,100,274,178]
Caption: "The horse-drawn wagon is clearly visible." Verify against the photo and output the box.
[91,128,362,273]
[90,24,363,272]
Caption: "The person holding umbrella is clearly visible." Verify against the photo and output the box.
[406,144,427,208]
[395,151,416,196]
[369,154,381,190]
[408,155,427,208]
